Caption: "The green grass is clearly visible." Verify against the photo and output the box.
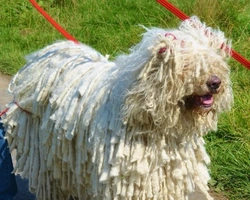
[1,0,250,199]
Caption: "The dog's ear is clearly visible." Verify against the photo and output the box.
[124,32,184,128]
[157,33,177,58]
[135,31,188,84]
[149,32,180,64]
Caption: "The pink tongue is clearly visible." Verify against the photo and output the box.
[200,95,213,105]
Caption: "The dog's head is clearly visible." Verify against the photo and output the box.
[123,16,233,133]
[158,16,233,116]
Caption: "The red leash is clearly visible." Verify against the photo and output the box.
[0,101,32,117]
[29,0,78,43]
[156,0,250,70]
[0,108,9,117]
[29,0,250,69]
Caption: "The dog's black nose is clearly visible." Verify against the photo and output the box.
[207,75,221,92]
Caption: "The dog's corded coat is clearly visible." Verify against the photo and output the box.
[2,16,233,200]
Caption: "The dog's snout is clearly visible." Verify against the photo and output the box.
[207,75,221,93]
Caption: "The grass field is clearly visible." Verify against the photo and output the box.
[0,0,250,199]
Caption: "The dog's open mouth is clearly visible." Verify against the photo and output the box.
[194,94,213,108]
[184,94,214,110]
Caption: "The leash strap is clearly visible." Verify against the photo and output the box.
[29,0,79,43]
[0,101,32,117]
[29,0,250,69]
[0,108,9,117]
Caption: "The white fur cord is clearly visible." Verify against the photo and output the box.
[2,16,233,200]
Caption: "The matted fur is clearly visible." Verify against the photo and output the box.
[2,16,233,200]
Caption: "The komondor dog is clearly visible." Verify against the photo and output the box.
[2,16,233,200]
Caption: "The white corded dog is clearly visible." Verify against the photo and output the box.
[2,16,233,200]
